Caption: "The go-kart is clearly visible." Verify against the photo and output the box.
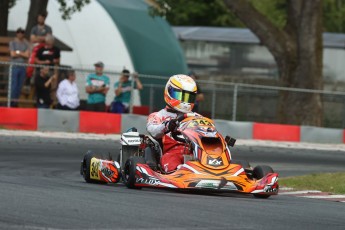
[80,113,279,198]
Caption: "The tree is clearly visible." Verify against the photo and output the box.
[0,0,16,36]
[25,0,49,38]
[323,0,345,32]
[0,0,90,37]
[223,0,323,126]
[151,0,324,126]
[150,0,345,33]
[25,0,90,38]
[148,0,245,27]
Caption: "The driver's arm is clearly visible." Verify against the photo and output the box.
[147,112,167,139]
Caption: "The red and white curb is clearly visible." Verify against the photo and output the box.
[279,188,345,203]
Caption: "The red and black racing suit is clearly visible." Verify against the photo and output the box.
[146,107,190,173]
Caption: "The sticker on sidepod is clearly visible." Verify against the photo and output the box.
[187,118,214,128]
[90,157,100,180]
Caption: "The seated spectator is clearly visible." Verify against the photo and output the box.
[85,62,109,112]
[35,66,56,108]
[27,11,52,78]
[9,27,30,107]
[56,69,79,110]
[111,69,143,113]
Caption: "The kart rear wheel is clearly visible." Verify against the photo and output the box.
[123,156,145,189]
[253,165,274,199]
[81,151,107,184]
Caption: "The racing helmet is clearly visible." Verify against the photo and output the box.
[164,74,197,113]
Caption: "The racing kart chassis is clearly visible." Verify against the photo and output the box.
[80,115,279,198]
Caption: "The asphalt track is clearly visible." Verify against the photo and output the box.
[1,135,345,230]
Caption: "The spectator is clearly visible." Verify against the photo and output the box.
[56,69,79,110]
[30,11,52,44]
[35,34,60,68]
[34,35,60,106]
[9,27,30,107]
[27,11,52,78]
[85,62,110,112]
[35,66,56,108]
[189,71,204,113]
[111,69,143,113]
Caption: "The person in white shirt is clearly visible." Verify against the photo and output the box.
[56,70,80,110]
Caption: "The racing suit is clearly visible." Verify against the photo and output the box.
[147,107,187,173]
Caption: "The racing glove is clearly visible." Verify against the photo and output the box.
[165,119,178,133]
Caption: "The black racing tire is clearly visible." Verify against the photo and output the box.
[231,159,250,169]
[123,156,146,189]
[252,165,274,199]
[82,151,106,184]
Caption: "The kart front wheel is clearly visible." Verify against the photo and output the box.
[253,165,274,199]
[81,151,106,184]
[123,156,145,189]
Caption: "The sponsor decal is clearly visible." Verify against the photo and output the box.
[90,157,100,180]
[121,137,141,145]
[207,156,223,167]
[136,177,160,186]
[127,139,140,143]
[264,186,278,193]
[195,180,219,189]
[101,167,114,179]
[188,119,214,128]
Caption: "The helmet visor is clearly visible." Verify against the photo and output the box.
[168,86,196,103]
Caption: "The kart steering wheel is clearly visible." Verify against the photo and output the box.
[170,113,188,143]
[171,130,186,143]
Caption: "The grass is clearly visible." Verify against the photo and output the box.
[279,172,345,194]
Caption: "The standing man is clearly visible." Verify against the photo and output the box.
[85,62,110,112]
[9,27,30,107]
[35,66,56,108]
[56,70,79,110]
[27,11,53,78]
[30,11,53,44]
[111,69,143,113]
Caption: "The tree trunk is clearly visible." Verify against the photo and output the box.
[278,0,323,126]
[224,0,323,126]
[25,0,49,38]
[0,0,10,36]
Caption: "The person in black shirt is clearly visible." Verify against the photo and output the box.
[35,34,60,68]
[35,66,57,108]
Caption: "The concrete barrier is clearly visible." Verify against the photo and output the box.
[301,126,344,144]
[0,107,37,130]
[214,120,253,139]
[253,123,300,142]
[38,109,79,132]
[79,111,121,134]
[1,107,345,144]
[121,114,148,134]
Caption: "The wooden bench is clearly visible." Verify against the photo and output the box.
[0,37,11,60]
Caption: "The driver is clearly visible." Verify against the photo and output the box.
[147,74,198,173]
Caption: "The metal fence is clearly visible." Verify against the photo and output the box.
[1,61,345,128]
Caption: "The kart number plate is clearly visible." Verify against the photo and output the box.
[90,157,100,180]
